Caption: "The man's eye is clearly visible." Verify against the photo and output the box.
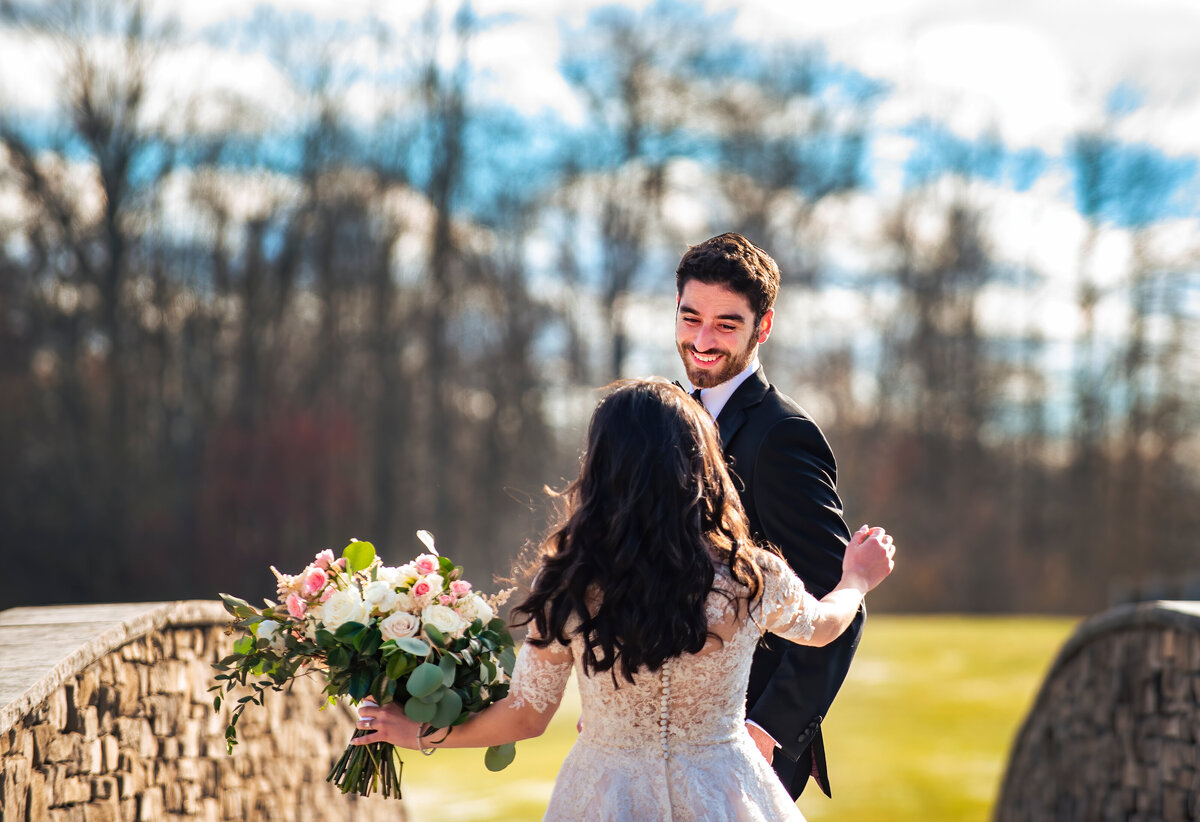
[718,325,736,332]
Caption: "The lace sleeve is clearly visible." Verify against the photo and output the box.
[507,631,574,714]
[756,551,819,643]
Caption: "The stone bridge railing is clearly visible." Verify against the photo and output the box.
[995,600,1200,822]
[0,601,405,822]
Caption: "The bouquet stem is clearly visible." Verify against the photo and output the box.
[327,729,404,798]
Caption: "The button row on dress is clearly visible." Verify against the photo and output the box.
[659,659,672,760]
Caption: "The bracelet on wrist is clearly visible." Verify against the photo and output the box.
[417,723,435,756]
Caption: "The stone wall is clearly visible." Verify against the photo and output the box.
[0,602,405,822]
[995,600,1200,822]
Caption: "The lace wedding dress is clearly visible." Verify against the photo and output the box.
[508,550,817,821]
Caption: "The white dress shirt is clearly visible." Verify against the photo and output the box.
[690,356,761,420]
[690,355,779,751]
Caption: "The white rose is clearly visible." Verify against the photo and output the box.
[322,587,368,631]
[254,619,287,651]
[392,590,417,613]
[456,594,495,626]
[421,604,467,638]
[395,563,420,584]
[376,566,402,587]
[379,611,421,641]
[363,581,395,610]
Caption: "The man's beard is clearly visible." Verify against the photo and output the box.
[678,336,757,389]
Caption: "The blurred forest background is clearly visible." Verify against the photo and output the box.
[1,0,1197,613]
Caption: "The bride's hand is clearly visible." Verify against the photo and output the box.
[351,699,421,749]
[842,525,896,593]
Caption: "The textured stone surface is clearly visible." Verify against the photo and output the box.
[1,602,405,821]
[996,601,1200,822]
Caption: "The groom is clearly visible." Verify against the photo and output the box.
[674,233,861,800]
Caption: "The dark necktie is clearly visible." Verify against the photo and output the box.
[691,388,703,404]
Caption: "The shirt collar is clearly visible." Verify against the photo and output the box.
[691,356,760,420]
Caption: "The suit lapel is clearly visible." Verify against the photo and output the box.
[715,367,770,449]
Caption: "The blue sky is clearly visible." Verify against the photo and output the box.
[1,0,1197,414]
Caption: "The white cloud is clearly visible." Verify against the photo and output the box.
[721,0,1200,154]
[471,18,584,123]
[148,43,301,133]
[0,30,58,116]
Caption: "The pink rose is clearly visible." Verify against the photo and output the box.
[287,593,307,619]
[301,567,326,597]
[320,586,335,602]
[439,595,453,605]
[414,554,439,575]
[335,557,347,569]
[450,580,472,597]
[313,549,336,569]
[411,573,443,606]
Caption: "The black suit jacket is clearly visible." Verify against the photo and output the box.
[716,367,862,799]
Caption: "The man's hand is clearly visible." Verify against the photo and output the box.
[746,722,775,765]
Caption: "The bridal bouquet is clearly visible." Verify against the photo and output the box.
[211,532,517,799]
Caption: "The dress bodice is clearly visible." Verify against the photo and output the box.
[507,551,816,820]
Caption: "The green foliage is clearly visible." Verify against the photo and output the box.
[211,542,519,803]
[485,742,517,772]
[406,663,444,699]
[342,540,376,573]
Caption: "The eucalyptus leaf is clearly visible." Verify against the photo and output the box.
[404,696,438,724]
[386,655,412,680]
[438,654,457,687]
[416,687,445,705]
[423,624,445,646]
[343,540,376,573]
[498,646,516,677]
[220,593,253,617]
[484,742,516,771]
[391,637,431,657]
[430,688,463,728]
[406,662,443,698]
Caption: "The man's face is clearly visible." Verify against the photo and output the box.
[675,280,773,389]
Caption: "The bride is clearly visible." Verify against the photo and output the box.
[353,378,895,821]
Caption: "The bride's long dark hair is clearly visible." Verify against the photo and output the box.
[510,378,764,683]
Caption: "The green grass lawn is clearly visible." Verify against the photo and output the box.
[399,615,1078,822]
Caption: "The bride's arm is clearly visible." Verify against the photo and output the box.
[353,636,573,751]
[764,525,895,648]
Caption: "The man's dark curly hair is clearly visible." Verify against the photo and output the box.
[675,232,781,323]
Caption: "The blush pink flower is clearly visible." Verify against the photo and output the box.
[321,586,335,602]
[450,580,472,597]
[301,567,327,597]
[439,595,453,605]
[411,573,444,606]
[414,554,439,575]
[313,549,336,569]
[287,593,307,619]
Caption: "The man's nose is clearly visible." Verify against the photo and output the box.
[694,323,718,352]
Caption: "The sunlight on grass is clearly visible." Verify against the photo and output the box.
[399,616,1077,822]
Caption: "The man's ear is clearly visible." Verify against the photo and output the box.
[757,308,774,344]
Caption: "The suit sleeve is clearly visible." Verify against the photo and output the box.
[744,415,863,762]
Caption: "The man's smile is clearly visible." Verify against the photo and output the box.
[690,348,723,367]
